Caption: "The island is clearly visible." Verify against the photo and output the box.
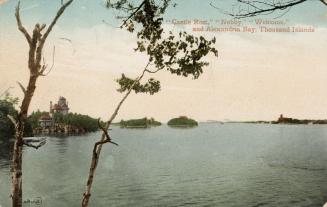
[272,114,327,125]
[232,114,327,125]
[0,96,99,137]
[120,117,161,128]
[167,116,198,128]
[29,97,98,135]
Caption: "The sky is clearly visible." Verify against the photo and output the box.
[1,0,327,122]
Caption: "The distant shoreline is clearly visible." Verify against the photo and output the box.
[168,125,197,128]
[212,121,327,125]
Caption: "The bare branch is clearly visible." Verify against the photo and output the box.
[320,0,327,6]
[15,1,32,45]
[210,2,243,17]
[107,61,150,126]
[23,137,46,142]
[11,1,73,205]
[97,119,119,146]
[39,64,48,76]
[145,68,163,74]
[120,0,146,27]
[41,0,74,43]
[82,61,151,207]
[273,6,292,19]
[23,140,46,149]
[33,0,73,68]
[39,46,56,76]
[16,81,26,95]
[210,0,308,18]
[7,115,17,126]
[59,37,72,43]
[39,24,46,31]
[23,138,47,149]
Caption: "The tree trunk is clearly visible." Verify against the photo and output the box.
[11,1,73,206]
[11,126,23,207]
[81,134,106,207]
[11,75,38,207]
[81,66,148,207]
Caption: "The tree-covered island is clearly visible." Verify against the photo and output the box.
[272,114,327,125]
[120,117,161,128]
[28,97,98,135]
[29,111,98,135]
[0,95,99,138]
[167,116,198,128]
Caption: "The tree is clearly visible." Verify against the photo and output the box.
[81,0,218,206]
[0,94,33,139]
[0,94,19,139]
[27,110,48,129]
[210,0,327,18]
[10,1,73,206]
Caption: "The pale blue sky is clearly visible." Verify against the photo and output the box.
[0,0,327,31]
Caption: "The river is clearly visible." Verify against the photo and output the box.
[1,123,327,206]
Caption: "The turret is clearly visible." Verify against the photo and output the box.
[50,101,53,113]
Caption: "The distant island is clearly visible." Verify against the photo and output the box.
[202,120,224,124]
[120,117,161,128]
[167,116,198,127]
[30,97,98,135]
[232,114,327,125]
[272,114,327,125]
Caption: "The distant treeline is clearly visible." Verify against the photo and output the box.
[274,118,327,125]
[168,117,198,127]
[120,118,161,128]
[239,118,327,125]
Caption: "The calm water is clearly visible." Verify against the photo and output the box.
[1,123,327,207]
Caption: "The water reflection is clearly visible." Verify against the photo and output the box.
[52,135,69,154]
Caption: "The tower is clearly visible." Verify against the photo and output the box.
[50,101,53,113]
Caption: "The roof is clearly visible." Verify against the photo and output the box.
[39,115,52,121]
[53,104,68,110]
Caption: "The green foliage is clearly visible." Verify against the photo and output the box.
[142,32,217,79]
[116,74,160,94]
[167,117,198,127]
[28,111,99,132]
[120,117,161,128]
[148,117,161,126]
[0,100,17,138]
[52,112,98,132]
[109,0,218,94]
[0,96,33,139]
[1,91,19,105]
[27,110,49,128]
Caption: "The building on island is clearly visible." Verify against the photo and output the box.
[278,114,284,123]
[39,114,54,127]
[277,114,299,124]
[39,96,69,127]
[50,96,69,115]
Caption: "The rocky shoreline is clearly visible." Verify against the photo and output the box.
[33,124,87,135]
